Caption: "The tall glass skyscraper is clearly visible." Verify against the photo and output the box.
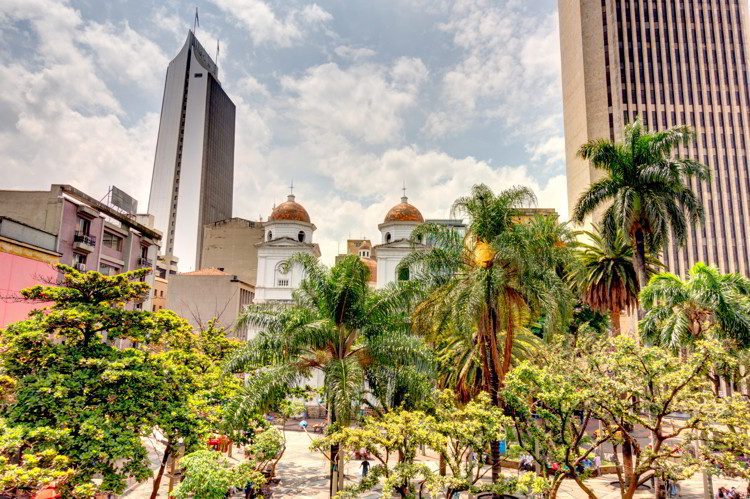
[560,0,750,276]
[148,30,235,272]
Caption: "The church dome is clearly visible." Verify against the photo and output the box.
[269,195,310,223]
[384,196,424,223]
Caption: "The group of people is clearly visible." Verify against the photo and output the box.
[717,486,742,498]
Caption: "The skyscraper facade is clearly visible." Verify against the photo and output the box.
[148,30,235,272]
[560,0,750,276]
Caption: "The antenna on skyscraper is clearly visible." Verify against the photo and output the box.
[193,7,199,33]
[216,39,220,65]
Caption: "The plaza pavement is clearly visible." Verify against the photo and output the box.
[124,425,747,498]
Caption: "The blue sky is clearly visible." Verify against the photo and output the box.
[2,0,569,263]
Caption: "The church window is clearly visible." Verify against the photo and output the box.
[298,230,305,242]
[397,266,410,281]
[267,231,273,241]
[385,232,392,243]
[359,249,370,258]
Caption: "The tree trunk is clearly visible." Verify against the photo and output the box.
[150,442,172,499]
[330,443,340,498]
[439,453,446,476]
[632,228,647,321]
[611,308,622,337]
[571,472,598,499]
[621,437,635,491]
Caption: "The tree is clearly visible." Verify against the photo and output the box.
[570,226,658,335]
[171,449,266,499]
[0,265,188,495]
[572,118,709,293]
[146,319,244,499]
[640,262,750,351]
[503,356,615,498]
[227,254,430,496]
[406,185,574,483]
[586,338,750,499]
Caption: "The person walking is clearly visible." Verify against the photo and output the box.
[360,459,370,477]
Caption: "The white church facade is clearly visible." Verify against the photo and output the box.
[253,193,427,304]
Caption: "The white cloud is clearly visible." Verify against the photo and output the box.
[0,0,159,206]
[334,45,377,61]
[280,58,427,145]
[80,21,168,91]
[528,135,565,167]
[211,0,331,47]
[424,0,563,163]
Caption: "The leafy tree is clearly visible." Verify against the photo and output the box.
[406,185,574,482]
[146,319,244,498]
[171,450,266,499]
[0,265,189,495]
[433,391,510,497]
[312,409,443,498]
[586,338,750,499]
[227,254,431,496]
[570,226,658,335]
[503,355,615,498]
[572,118,709,292]
[640,262,750,351]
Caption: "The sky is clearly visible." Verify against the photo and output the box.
[1,0,569,264]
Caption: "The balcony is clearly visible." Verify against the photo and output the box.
[73,232,96,253]
[137,257,153,268]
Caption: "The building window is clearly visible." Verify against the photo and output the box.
[359,249,370,258]
[298,230,305,242]
[385,232,392,243]
[267,231,273,241]
[397,266,410,281]
[77,217,91,235]
[194,73,203,78]
[99,263,119,276]
[102,232,123,251]
[73,252,87,271]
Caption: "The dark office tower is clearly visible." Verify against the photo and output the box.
[148,30,235,272]
[560,0,750,276]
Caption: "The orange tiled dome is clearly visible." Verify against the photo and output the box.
[384,196,424,223]
[269,195,310,223]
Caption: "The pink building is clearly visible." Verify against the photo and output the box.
[0,185,162,319]
[0,218,59,327]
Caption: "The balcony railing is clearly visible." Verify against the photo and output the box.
[137,257,153,267]
[73,232,97,246]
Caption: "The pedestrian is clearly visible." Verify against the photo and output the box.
[718,486,728,498]
[360,459,370,477]
[729,487,739,499]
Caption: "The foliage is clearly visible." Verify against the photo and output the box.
[503,355,613,498]
[0,265,193,494]
[572,118,709,289]
[640,262,750,350]
[570,226,659,334]
[171,450,265,499]
[228,254,433,494]
[586,338,750,498]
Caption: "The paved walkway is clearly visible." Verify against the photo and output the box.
[124,428,748,498]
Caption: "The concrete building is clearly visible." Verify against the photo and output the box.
[374,196,427,288]
[0,218,61,327]
[166,268,254,339]
[335,239,377,287]
[254,194,320,303]
[200,218,264,284]
[559,0,750,276]
[0,184,161,311]
[148,30,236,273]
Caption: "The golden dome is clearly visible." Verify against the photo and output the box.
[384,196,424,223]
[269,195,310,223]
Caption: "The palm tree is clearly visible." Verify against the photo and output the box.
[572,118,709,292]
[640,262,750,351]
[570,226,659,335]
[405,184,574,485]
[225,254,431,496]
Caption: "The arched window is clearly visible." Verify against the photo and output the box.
[397,266,410,281]
[275,262,289,287]
[416,234,423,243]
[385,232,392,243]
[298,230,305,242]
[359,249,370,258]
[267,231,273,241]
